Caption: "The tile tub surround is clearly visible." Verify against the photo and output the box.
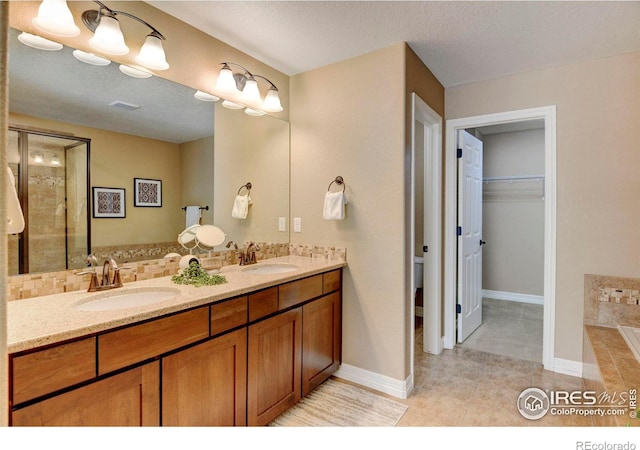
[7,255,347,354]
[584,274,640,328]
[7,243,346,302]
[583,325,640,427]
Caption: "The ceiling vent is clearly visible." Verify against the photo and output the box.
[109,100,140,111]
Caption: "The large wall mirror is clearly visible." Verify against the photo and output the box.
[8,27,290,275]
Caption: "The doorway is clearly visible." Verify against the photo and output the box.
[458,122,546,363]
[410,93,443,380]
[443,106,557,371]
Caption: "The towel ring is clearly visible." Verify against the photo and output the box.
[237,182,252,195]
[327,176,345,192]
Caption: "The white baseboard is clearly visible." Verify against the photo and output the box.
[482,289,544,305]
[551,357,583,378]
[334,364,412,399]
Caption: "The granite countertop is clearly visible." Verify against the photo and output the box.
[8,255,347,354]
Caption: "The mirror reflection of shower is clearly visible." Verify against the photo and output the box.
[8,127,90,275]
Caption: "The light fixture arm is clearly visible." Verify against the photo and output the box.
[85,1,166,40]
[253,74,279,91]
[221,62,278,90]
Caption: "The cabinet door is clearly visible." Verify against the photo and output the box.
[247,307,302,426]
[302,292,342,396]
[162,328,247,426]
[12,361,159,426]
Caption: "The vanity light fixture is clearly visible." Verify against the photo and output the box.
[29,1,170,71]
[214,62,284,115]
[81,1,170,70]
[51,155,61,166]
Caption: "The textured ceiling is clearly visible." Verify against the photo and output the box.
[148,0,640,87]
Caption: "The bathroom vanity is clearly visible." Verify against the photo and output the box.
[7,256,345,426]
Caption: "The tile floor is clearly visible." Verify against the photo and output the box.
[393,298,591,426]
[459,298,543,363]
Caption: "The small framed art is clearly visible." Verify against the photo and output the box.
[134,178,162,207]
[92,187,126,218]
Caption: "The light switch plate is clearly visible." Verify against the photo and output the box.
[278,217,286,232]
[293,217,302,233]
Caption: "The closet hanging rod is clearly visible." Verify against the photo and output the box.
[483,175,545,183]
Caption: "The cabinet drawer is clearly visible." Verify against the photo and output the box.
[278,275,323,310]
[323,269,342,294]
[98,307,209,375]
[211,296,247,335]
[248,287,278,321]
[12,337,96,405]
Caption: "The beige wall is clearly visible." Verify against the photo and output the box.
[291,43,444,382]
[481,129,545,296]
[446,51,640,363]
[180,136,215,226]
[10,112,183,247]
[213,105,290,245]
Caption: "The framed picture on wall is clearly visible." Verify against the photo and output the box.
[134,178,162,207]
[92,187,126,218]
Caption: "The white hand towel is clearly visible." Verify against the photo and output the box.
[185,205,201,227]
[6,166,25,234]
[232,195,251,219]
[323,191,346,220]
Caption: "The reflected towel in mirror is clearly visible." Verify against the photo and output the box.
[6,166,25,234]
[185,205,201,227]
[323,191,346,220]
[232,195,252,219]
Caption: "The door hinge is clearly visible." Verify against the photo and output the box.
[457,148,462,158]
[457,226,462,236]
[456,304,462,314]
[423,245,428,253]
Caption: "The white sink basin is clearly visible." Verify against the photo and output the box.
[75,288,180,312]
[242,263,299,274]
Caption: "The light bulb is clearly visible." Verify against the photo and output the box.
[89,15,129,55]
[135,33,169,71]
[32,0,80,37]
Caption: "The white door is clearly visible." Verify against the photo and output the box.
[457,130,484,343]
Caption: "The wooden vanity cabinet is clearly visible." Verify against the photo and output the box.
[12,361,160,426]
[302,291,341,396]
[247,307,302,426]
[162,328,247,426]
[9,267,343,427]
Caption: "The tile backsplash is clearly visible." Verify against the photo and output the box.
[7,243,346,302]
[584,274,640,328]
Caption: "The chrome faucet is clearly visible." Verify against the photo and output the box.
[76,255,123,292]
